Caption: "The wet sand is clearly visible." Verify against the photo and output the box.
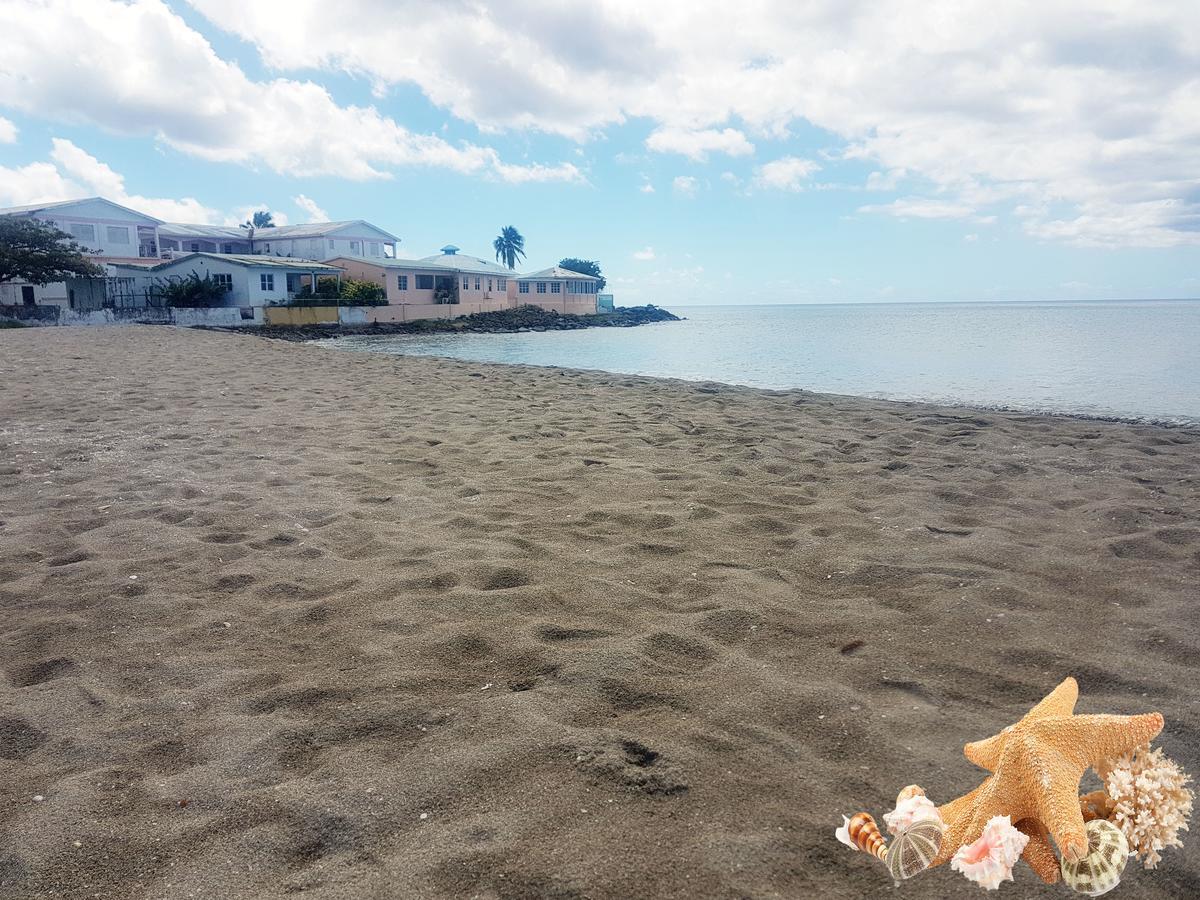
[1,326,1197,899]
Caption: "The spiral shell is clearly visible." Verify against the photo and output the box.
[885,817,944,882]
[845,812,887,860]
[1060,819,1128,896]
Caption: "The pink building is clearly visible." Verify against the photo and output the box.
[332,245,516,310]
[515,267,601,315]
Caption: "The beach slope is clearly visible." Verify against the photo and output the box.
[1,327,1197,898]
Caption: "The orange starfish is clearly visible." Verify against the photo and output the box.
[930,677,1163,883]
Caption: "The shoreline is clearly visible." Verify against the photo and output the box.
[317,338,1200,432]
[2,326,1197,899]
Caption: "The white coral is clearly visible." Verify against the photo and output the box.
[1099,743,1194,869]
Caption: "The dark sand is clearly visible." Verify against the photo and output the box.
[1,326,1197,899]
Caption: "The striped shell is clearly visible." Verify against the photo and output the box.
[886,818,944,882]
[846,812,887,860]
[1060,819,1128,897]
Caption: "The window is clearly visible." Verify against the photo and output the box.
[223,243,234,254]
[349,241,361,255]
[213,273,233,291]
[262,243,270,252]
[519,282,529,294]
[397,274,408,291]
[190,242,201,252]
[536,282,547,294]
[369,242,380,256]
[487,279,493,292]
[329,240,336,250]
[474,277,481,290]
[498,278,506,290]
[68,223,95,242]
[260,273,275,291]
[462,277,469,289]
[106,226,130,244]
[551,282,561,294]
[416,274,434,290]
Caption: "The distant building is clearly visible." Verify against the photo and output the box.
[333,244,515,307]
[598,293,615,311]
[515,267,601,314]
[158,220,400,261]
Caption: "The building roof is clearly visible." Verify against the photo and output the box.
[159,219,400,242]
[417,251,513,277]
[0,196,165,224]
[518,266,600,281]
[110,253,344,273]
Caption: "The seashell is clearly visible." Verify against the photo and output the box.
[886,817,943,881]
[839,812,887,860]
[896,784,926,804]
[1060,819,1128,897]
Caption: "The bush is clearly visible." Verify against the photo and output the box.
[291,276,386,306]
[157,270,231,308]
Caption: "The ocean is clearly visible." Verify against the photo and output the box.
[321,300,1200,425]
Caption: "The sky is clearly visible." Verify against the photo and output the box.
[0,0,1198,305]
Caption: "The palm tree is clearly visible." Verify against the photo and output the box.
[493,226,526,270]
[240,210,275,254]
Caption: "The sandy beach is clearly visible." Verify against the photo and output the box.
[1,325,1197,899]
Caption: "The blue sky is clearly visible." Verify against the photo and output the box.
[1,0,1198,305]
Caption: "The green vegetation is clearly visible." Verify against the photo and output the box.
[558,258,606,290]
[156,270,231,308]
[0,217,104,286]
[292,277,386,306]
[493,226,527,270]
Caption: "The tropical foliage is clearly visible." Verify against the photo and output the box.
[0,217,104,286]
[493,225,526,270]
[293,276,386,305]
[558,258,606,290]
[156,270,232,308]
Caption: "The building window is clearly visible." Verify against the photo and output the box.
[106,226,130,244]
[223,243,234,253]
[369,242,380,256]
[190,242,201,252]
[536,282,547,294]
[462,277,469,289]
[498,278,506,290]
[416,274,434,290]
[519,282,529,294]
[329,240,336,250]
[68,223,95,242]
[551,282,561,294]
[487,279,493,292]
[262,243,270,252]
[349,241,361,255]
[474,277,481,290]
[397,275,408,290]
[260,273,275,291]
[213,273,233,291]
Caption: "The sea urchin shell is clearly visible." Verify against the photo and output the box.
[886,818,944,882]
[1060,819,1128,897]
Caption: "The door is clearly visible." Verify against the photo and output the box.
[21,285,35,305]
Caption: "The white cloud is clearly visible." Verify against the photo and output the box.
[632,246,656,260]
[294,194,329,222]
[0,138,284,226]
[645,127,754,161]
[0,0,582,185]
[964,232,980,242]
[176,0,1200,247]
[0,116,16,143]
[753,156,821,192]
[639,182,655,193]
[672,175,699,197]
[858,197,982,220]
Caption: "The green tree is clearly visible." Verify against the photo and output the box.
[240,210,275,251]
[493,225,527,270]
[0,217,104,286]
[558,258,606,291]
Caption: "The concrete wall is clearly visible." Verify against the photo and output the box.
[264,306,339,326]
[0,305,263,327]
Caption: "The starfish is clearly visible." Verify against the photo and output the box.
[930,677,1163,883]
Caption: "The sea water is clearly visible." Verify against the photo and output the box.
[322,300,1200,424]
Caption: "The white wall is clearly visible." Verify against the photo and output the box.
[32,199,160,258]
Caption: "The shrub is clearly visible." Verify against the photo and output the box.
[156,270,231,308]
